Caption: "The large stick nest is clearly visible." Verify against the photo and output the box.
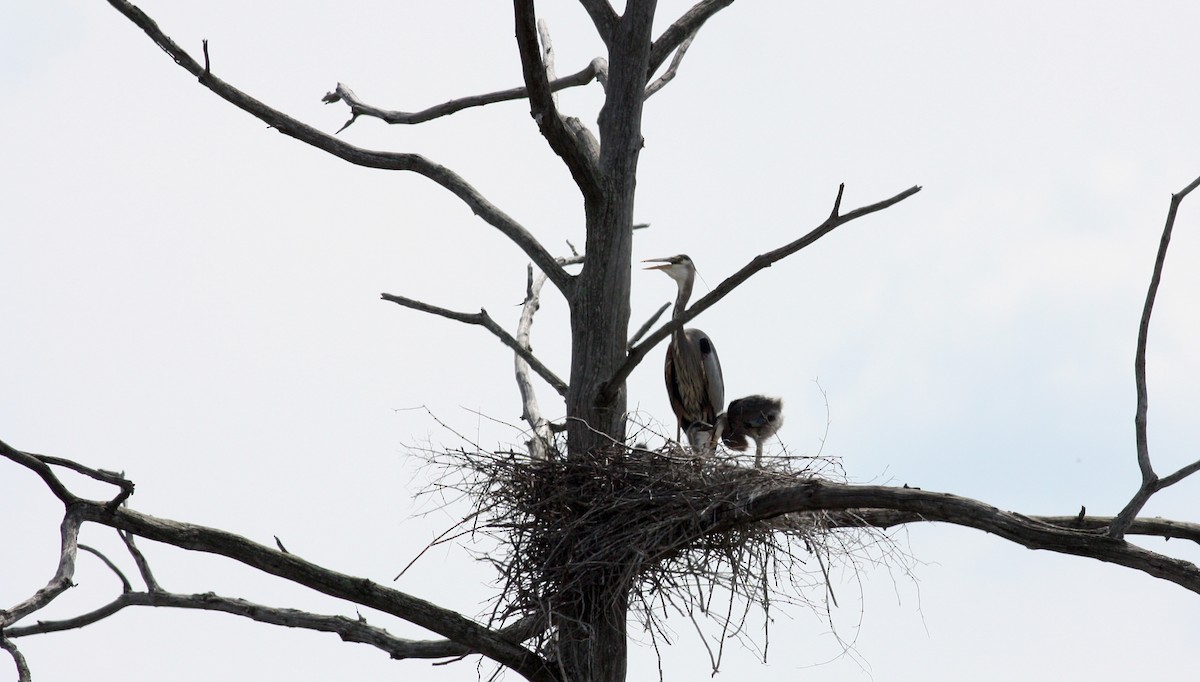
[424,439,896,668]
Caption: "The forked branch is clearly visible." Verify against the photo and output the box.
[103,0,572,294]
[603,183,921,401]
[1109,173,1200,538]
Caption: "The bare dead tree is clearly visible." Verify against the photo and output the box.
[4,2,1200,681]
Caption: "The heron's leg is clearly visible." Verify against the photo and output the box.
[754,440,764,468]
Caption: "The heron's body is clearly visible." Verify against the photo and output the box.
[644,255,725,452]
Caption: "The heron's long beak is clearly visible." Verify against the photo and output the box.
[641,257,672,271]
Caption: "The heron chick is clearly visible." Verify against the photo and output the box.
[720,395,784,467]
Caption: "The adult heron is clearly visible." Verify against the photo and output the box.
[720,395,784,467]
[643,255,724,452]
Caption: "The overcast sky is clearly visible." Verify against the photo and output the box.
[3,2,1200,680]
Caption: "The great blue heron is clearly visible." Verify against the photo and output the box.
[643,255,724,452]
[719,395,784,467]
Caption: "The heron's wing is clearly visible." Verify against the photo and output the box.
[664,343,688,430]
[686,329,725,424]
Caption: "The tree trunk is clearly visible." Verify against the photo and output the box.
[558,4,656,679]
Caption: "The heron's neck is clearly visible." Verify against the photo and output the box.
[672,275,693,340]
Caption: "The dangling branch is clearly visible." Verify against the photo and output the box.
[1109,173,1200,538]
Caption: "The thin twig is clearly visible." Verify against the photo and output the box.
[79,544,133,593]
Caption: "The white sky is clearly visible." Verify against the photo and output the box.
[3,1,1200,680]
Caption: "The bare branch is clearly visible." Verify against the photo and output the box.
[0,636,29,682]
[1157,458,1200,489]
[645,31,696,99]
[516,264,557,460]
[60,500,555,681]
[829,509,1200,545]
[8,588,544,662]
[603,183,922,401]
[513,0,602,201]
[103,0,572,295]
[380,293,568,397]
[648,0,735,80]
[0,441,78,505]
[628,302,670,348]
[537,19,559,108]
[79,544,133,593]
[1,509,82,626]
[705,480,1200,595]
[1109,173,1200,538]
[33,454,134,509]
[577,0,617,47]
[119,530,161,591]
[322,58,606,132]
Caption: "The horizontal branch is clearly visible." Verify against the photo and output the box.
[322,58,606,132]
[604,183,921,401]
[380,293,568,397]
[7,589,543,662]
[828,509,1200,545]
[103,0,572,295]
[67,500,556,682]
[708,480,1200,594]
